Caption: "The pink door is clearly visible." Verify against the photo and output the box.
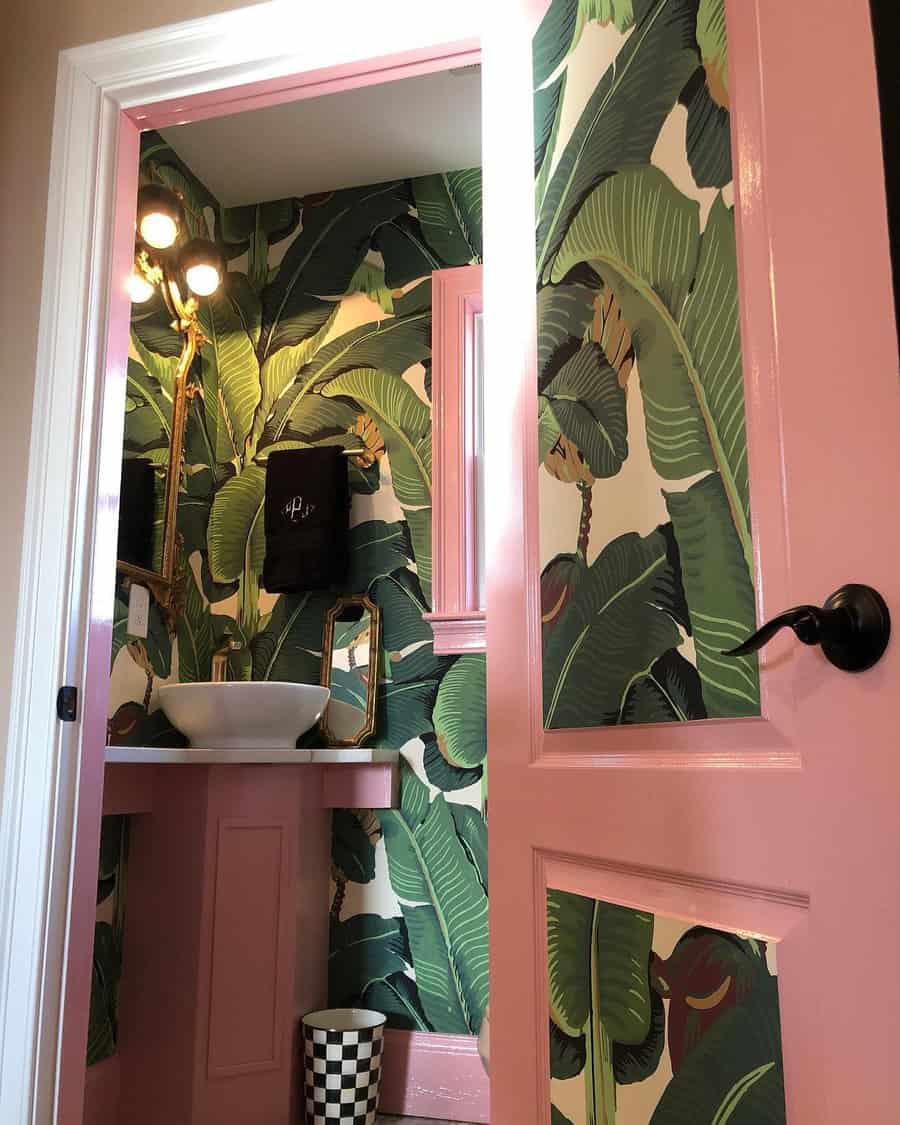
[486,1,900,1123]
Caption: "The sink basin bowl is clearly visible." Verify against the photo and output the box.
[158,682,330,749]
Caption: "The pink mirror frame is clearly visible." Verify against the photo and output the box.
[424,265,485,654]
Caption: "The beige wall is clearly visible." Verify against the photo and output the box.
[0,0,262,778]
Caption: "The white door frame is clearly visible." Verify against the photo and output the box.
[0,2,537,1120]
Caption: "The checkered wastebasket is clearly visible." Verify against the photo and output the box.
[302,1008,386,1125]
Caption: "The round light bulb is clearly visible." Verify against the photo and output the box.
[185,263,220,296]
[139,211,178,250]
[126,271,154,304]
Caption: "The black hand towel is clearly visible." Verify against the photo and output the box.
[263,447,351,593]
[118,458,156,571]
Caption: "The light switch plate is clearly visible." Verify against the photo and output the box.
[127,583,150,639]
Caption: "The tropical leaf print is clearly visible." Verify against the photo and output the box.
[536,0,701,277]
[432,655,487,769]
[539,343,628,479]
[543,526,689,728]
[551,169,750,565]
[258,182,410,358]
[328,914,412,1007]
[380,765,489,1035]
[412,169,483,266]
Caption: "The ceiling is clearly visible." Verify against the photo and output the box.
[160,67,482,208]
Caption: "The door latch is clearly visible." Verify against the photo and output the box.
[56,685,78,722]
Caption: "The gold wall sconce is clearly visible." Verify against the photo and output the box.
[117,183,223,607]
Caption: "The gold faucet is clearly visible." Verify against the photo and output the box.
[211,638,243,683]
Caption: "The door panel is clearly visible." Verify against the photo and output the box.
[485,0,900,1122]
[536,0,761,733]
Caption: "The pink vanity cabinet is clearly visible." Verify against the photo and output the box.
[85,751,398,1125]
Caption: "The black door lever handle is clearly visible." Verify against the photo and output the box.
[722,583,890,672]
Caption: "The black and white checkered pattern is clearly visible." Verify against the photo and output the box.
[303,1022,384,1124]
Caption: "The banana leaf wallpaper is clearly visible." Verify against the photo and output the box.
[547,889,787,1124]
[88,817,126,1066]
[536,0,760,730]
[102,130,488,1055]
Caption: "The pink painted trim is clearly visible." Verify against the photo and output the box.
[57,115,142,1125]
[64,35,481,1125]
[378,1029,489,1123]
[427,611,488,655]
[128,42,480,131]
[320,762,398,809]
[426,265,485,654]
[82,1056,120,1125]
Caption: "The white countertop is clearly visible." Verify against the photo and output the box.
[105,747,399,765]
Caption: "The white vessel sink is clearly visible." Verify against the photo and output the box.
[158,682,330,750]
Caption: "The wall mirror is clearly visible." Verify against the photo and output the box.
[319,594,381,747]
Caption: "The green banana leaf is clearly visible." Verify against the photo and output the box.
[131,290,182,359]
[176,569,212,683]
[533,0,579,190]
[664,474,758,715]
[328,913,412,1006]
[537,283,596,391]
[550,1019,587,1080]
[550,170,750,559]
[613,981,665,1083]
[258,182,410,358]
[650,976,786,1125]
[124,359,172,455]
[225,272,263,350]
[86,922,120,1066]
[433,655,487,769]
[381,764,489,1034]
[372,214,441,288]
[619,647,708,723]
[220,199,300,288]
[594,902,654,1044]
[680,67,732,189]
[96,816,123,905]
[374,679,440,749]
[250,592,327,682]
[547,889,595,1036]
[539,343,628,477]
[412,169,483,266]
[261,287,431,448]
[449,804,487,892]
[197,287,261,469]
[372,569,447,685]
[248,307,339,457]
[542,526,688,729]
[363,970,431,1032]
[347,520,413,591]
[322,367,433,603]
[536,0,700,276]
[332,809,378,884]
[423,733,483,793]
[697,0,728,105]
[207,464,265,584]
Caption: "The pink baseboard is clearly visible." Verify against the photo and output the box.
[378,1029,490,1123]
[83,1056,120,1125]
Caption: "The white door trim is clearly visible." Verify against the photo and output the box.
[0,2,496,1121]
